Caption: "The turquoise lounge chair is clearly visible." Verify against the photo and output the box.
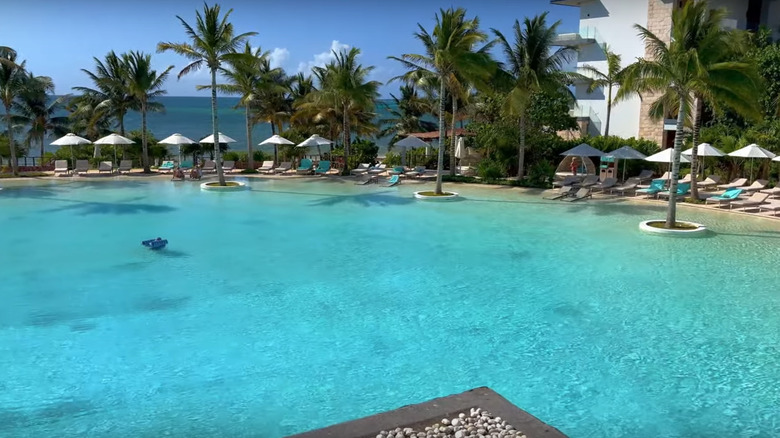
[658,182,691,199]
[314,160,331,175]
[383,174,400,187]
[159,161,175,172]
[636,179,666,198]
[705,188,743,207]
[180,160,193,169]
[296,158,313,174]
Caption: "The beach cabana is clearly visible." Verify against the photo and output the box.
[558,143,604,176]
[394,135,430,167]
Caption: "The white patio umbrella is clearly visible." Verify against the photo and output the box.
[297,134,333,158]
[394,135,430,167]
[159,133,197,165]
[454,136,467,159]
[607,145,647,181]
[682,143,724,178]
[50,133,91,171]
[94,133,135,166]
[259,134,294,164]
[728,143,776,180]
[645,148,691,163]
[200,132,236,163]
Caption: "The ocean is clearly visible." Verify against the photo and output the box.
[38,96,399,156]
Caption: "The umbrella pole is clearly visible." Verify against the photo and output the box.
[70,145,75,176]
[622,159,626,182]
[113,146,117,167]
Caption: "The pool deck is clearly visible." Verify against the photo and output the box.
[285,387,568,438]
[2,170,779,221]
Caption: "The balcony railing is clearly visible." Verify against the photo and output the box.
[552,26,604,48]
[570,105,603,135]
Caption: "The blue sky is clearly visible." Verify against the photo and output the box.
[1,0,579,97]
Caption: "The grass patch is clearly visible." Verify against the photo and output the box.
[0,172,49,178]
[645,220,700,230]
[417,191,457,196]
[240,169,259,174]
[204,181,242,187]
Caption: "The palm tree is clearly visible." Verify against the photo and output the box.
[74,51,135,137]
[579,44,623,136]
[618,1,761,228]
[379,84,436,143]
[251,58,292,163]
[390,7,493,194]
[0,47,26,175]
[305,47,380,174]
[14,73,69,160]
[123,51,173,173]
[493,13,577,178]
[67,93,112,140]
[158,3,257,185]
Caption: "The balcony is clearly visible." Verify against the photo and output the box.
[550,0,597,6]
[552,26,601,47]
[570,105,602,136]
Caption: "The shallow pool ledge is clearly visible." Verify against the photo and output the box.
[286,387,568,438]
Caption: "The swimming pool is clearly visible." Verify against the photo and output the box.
[1,178,778,437]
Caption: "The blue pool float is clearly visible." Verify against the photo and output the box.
[141,237,168,250]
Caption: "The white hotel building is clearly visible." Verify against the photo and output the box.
[551,0,780,147]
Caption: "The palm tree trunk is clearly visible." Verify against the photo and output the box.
[605,84,612,137]
[449,94,458,176]
[6,109,18,176]
[211,69,225,185]
[435,79,446,194]
[342,103,350,175]
[690,95,702,200]
[517,114,526,179]
[666,98,686,228]
[245,104,254,170]
[39,137,44,164]
[119,110,126,136]
[141,101,150,173]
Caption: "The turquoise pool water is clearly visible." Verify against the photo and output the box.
[1,179,779,438]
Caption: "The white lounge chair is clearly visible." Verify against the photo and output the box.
[54,160,69,176]
[118,160,133,174]
[574,175,599,188]
[697,175,721,190]
[256,160,275,173]
[609,177,640,196]
[563,188,592,202]
[98,161,113,174]
[553,175,581,188]
[729,192,770,210]
[591,177,617,193]
[759,186,780,198]
[202,160,216,173]
[735,179,768,193]
[717,178,747,190]
[221,160,235,173]
[636,170,654,183]
[273,162,291,174]
[758,201,780,216]
[367,163,387,175]
[75,160,90,175]
[350,163,371,175]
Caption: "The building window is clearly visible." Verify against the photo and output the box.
[746,0,763,32]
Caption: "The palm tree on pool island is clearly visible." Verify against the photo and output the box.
[157,3,257,186]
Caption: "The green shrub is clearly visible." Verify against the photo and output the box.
[477,158,507,180]
[527,161,556,188]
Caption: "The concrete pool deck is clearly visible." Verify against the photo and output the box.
[286,387,567,438]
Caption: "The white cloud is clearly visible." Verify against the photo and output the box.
[297,40,350,73]
[268,47,289,69]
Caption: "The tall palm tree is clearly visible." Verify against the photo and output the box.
[379,84,436,143]
[158,3,257,185]
[123,51,173,173]
[305,47,380,174]
[74,51,135,137]
[67,93,112,140]
[252,58,292,163]
[14,73,69,160]
[579,44,623,136]
[618,1,761,228]
[390,7,493,194]
[0,47,26,175]
[493,13,577,178]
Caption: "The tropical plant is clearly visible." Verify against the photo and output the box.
[390,7,494,194]
[618,0,762,227]
[492,13,578,178]
[303,47,380,174]
[67,93,112,140]
[0,47,26,175]
[379,84,436,144]
[579,44,623,136]
[13,73,69,160]
[123,51,173,172]
[158,3,257,185]
[73,51,135,136]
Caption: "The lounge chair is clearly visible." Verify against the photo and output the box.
[717,178,747,190]
[563,187,591,202]
[314,160,331,175]
[729,192,770,210]
[552,175,581,188]
[221,160,235,173]
[118,160,133,174]
[273,162,292,174]
[350,163,371,175]
[98,161,114,174]
[296,158,314,175]
[636,179,666,198]
[54,160,69,176]
[759,186,780,198]
[636,170,655,183]
[697,175,721,190]
[389,166,406,176]
[75,160,90,175]
[158,161,175,173]
[544,186,575,200]
[404,166,426,178]
[591,177,617,193]
[573,175,599,188]
[678,174,691,184]
[735,179,768,193]
[456,166,476,177]
[758,201,780,216]
[657,182,691,200]
[367,163,387,175]
[383,175,401,187]
[202,160,216,173]
[257,160,275,173]
[180,160,193,169]
[609,178,640,196]
[704,188,743,207]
